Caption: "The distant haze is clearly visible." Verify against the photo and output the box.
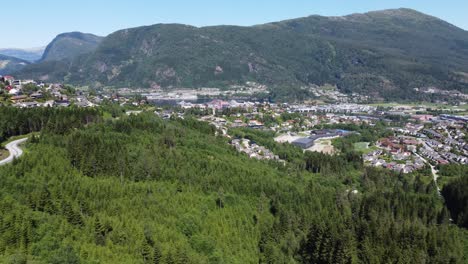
[0,47,45,62]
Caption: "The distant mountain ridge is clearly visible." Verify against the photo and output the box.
[0,54,30,75]
[39,32,103,62]
[0,47,44,62]
[16,8,468,100]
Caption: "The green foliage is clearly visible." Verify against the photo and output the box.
[229,127,303,163]
[0,54,30,75]
[442,175,468,228]
[0,109,465,263]
[40,32,103,62]
[21,83,39,94]
[18,9,468,100]
[0,107,101,142]
[438,164,468,178]
[321,122,393,145]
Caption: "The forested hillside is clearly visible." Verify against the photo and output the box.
[0,109,466,263]
[17,8,468,100]
[39,32,103,62]
[0,55,29,75]
[441,165,468,229]
[0,107,101,142]
[0,48,44,63]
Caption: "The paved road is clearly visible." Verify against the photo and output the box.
[415,152,441,195]
[0,138,28,166]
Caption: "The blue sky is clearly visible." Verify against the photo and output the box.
[3,0,468,49]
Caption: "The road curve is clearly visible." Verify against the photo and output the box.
[0,138,28,166]
[415,152,441,195]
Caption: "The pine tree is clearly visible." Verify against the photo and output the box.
[153,246,162,264]
[94,217,106,246]
[141,240,152,263]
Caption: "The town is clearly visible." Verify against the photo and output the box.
[169,97,467,179]
[1,75,467,176]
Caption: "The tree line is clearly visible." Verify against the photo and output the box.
[0,110,466,263]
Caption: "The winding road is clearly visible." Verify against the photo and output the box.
[415,152,441,195]
[0,138,28,166]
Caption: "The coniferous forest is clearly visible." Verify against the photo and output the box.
[0,108,467,263]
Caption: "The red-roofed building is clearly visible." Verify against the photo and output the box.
[412,115,434,122]
[3,76,14,85]
[403,139,420,146]
[437,159,449,165]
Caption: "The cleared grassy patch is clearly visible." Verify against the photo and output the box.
[354,142,369,151]
[353,142,380,154]
[0,148,9,161]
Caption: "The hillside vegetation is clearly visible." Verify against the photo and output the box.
[0,54,29,75]
[0,108,466,263]
[17,8,468,100]
[39,32,103,62]
[0,48,44,62]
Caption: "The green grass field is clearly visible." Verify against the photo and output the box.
[354,142,380,154]
[354,142,369,151]
[0,148,9,161]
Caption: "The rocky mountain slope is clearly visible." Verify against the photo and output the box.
[17,9,468,100]
[39,32,103,62]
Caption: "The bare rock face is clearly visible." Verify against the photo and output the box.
[153,67,180,86]
[39,74,49,81]
[96,62,108,73]
[140,36,159,56]
[150,82,161,89]
[248,62,260,73]
[156,67,176,78]
[215,65,223,75]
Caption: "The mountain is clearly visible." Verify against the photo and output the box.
[39,32,103,62]
[0,54,30,75]
[17,9,468,100]
[0,47,44,62]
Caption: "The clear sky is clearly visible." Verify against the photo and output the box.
[3,0,468,49]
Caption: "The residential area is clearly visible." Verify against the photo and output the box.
[167,99,467,175]
[0,75,96,108]
[2,75,467,176]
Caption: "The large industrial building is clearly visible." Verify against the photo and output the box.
[292,129,354,149]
